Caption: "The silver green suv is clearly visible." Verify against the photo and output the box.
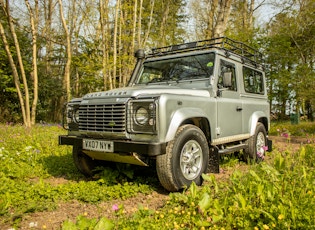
[59,37,272,192]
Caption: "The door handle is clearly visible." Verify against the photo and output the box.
[236,106,243,111]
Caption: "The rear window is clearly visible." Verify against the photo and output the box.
[243,67,264,94]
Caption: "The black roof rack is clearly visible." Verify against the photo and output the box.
[149,37,263,67]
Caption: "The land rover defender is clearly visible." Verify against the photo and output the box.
[59,37,272,192]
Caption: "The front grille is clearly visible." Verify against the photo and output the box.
[79,103,126,133]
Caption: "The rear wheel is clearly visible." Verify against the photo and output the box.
[244,122,267,162]
[156,125,209,192]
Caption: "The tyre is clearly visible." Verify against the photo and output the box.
[244,122,267,162]
[73,146,104,176]
[156,125,209,192]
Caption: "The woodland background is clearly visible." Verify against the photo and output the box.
[0,0,314,127]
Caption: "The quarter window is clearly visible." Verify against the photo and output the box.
[243,67,264,94]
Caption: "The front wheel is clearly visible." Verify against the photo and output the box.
[156,125,209,192]
[244,122,267,163]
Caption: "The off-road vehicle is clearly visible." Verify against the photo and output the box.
[59,37,272,192]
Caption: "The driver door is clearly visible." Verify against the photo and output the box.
[216,59,243,138]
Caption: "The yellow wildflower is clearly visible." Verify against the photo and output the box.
[278,214,284,220]
[263,224,269,229]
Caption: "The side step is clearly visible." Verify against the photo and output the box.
[217,143,247,155]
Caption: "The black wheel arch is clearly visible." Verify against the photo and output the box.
[258,117,269,133]
[179,117,212,144]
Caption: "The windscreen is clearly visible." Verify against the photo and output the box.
[136,53,215,85]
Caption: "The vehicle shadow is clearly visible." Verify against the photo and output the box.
[41,154,168,194]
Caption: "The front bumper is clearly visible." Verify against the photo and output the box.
[59,135,166,157]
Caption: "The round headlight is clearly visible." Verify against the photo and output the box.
[135,107,149,125]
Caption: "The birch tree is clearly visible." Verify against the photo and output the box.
[213,0,233,37]
[58,0,71,102]
[112,0,120,89]
[224,0,267,43]
[190,0,233,39]
[99,0,112,90]
[25,0,39,125]
[0,0,32,127]
[140,0,155,48]
[131,0,137,54]
[205,0,218,39]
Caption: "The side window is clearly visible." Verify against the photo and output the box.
[218,60,237,91]
[243,67,264,94]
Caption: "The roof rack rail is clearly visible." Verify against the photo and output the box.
[149,37,263,67]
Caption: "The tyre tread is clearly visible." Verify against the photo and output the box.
[156,124,208,191]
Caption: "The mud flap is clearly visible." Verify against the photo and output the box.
[207,148,220,173]
[267,139,273,152]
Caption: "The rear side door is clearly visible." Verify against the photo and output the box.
[216,59,243,138]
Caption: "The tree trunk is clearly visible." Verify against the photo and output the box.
[118,0,123,87]
[1,0,31,127]
[249,0,255,28]
[0,21,28,126]
[44,0,61,122]
[100,0,108,90]
[160,1,170,46]
[141,0,155,47]
[131,0,137,57]
[43,0,53,76]
[305,100,314,121]
[213,0,232,38]
[25,0,39,125]
[58,0,72,102]
[243,0,248,28]
[112,0,120,89]
[137,0,143,48]
[206,0,219,39]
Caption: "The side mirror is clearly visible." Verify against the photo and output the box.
[223,72,232,88]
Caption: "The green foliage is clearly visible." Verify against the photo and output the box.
[264,0,315,120]
[0,124,152,226]
[62,126,315,229]
[0,41,20,123]
[72,217,115,230]
[62,215,99,230]
[270,121,315,137]
[71,36,104,97]
[148,0,187,47]
[2,124,315,229]
[91,144,314,230]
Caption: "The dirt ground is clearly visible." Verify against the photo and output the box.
[1,136,307,230]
